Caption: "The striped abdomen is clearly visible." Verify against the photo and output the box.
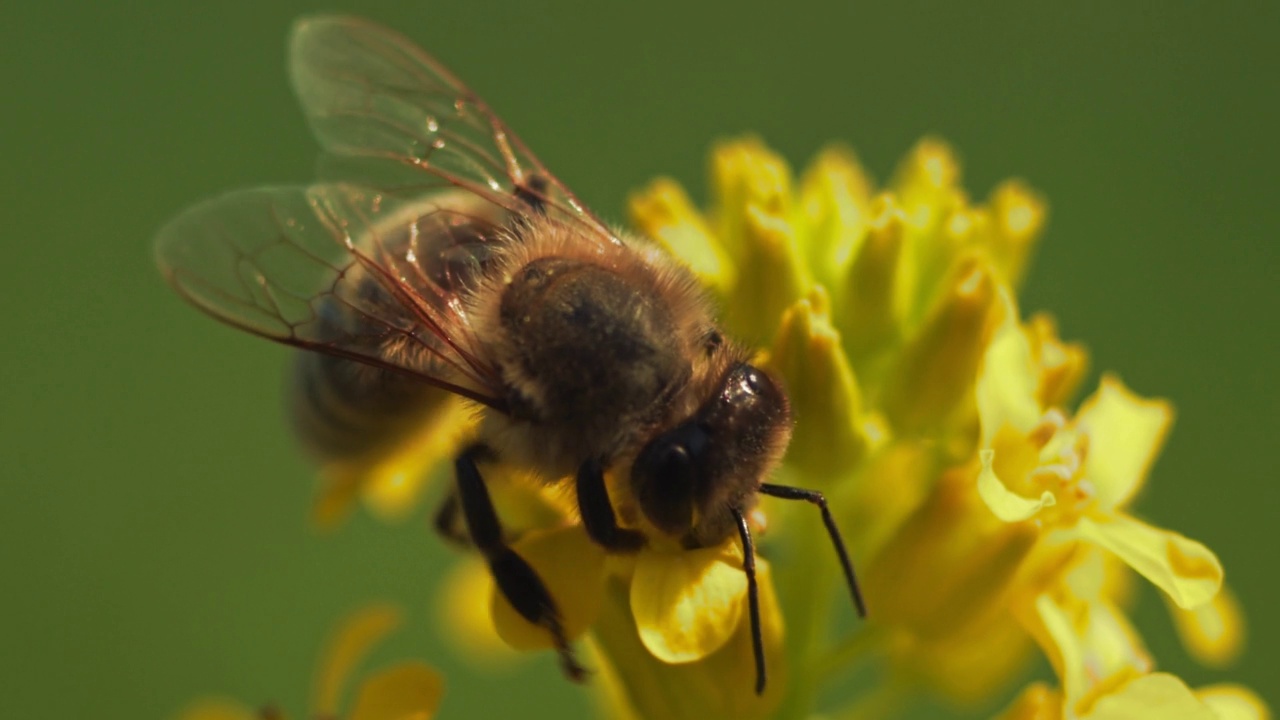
[289,198,504,463]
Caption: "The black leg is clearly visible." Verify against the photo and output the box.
[732,507,767,695]
[576,458,646,552]
[760,483,867,617]
[455,444,586,681]
[431,492,471,547]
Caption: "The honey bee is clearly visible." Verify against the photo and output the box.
[156,15,865,694]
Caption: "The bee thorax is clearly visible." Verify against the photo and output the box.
[490,256,689,473]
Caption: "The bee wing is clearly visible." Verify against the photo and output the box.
[156,183,509,410]
[289,14,622,249]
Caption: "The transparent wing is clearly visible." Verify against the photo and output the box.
[155,183,509,410]
[289,14,622,249]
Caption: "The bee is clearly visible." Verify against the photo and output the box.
[156,15,865,694]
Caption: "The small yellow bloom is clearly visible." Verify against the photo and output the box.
[976,298,1224,612]
[999,673,1271,720]
[483,520,785,681]
[313,393,474,528]
[178,605,443,720]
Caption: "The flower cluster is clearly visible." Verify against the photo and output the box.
[179,137,1268,720]
[614,136,1267,719]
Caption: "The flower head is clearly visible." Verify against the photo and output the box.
[303,135,1260,720]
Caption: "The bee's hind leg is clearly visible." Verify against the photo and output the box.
[431,492,471,547]
[454,443,587,682]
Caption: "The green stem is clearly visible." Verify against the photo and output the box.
[771,498,845,720]
[831,677,910,720]
[814,624,886,681]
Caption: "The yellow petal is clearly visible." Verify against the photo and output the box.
[1075,375,1173,510]
[312,394,473,529]
[993,683,1063,720]
[1086,673,1216,720]
[890,138,971,324]
[175,699,260,720]
[313,604,402,716]
[1026,313,1089,409]
[1033,590,1151,713]
[892,137,961,225]
[1196,684,1272,720]
[1169,584,1246,667]
[977,292,1043,446]
[1071,515,1222,610]
[631,540,748,663]
[767,289,868,476]
[839,194,906,362]
[979,449,1056,522]
[882,254,998,434]
[710,137,794,260]
[727,204,811,343]
[349,662,444,720]
[983,179,1047,289]
[798,144,873,287]
[708,138,811,342]
[489,525,606,650]
[628,177,736,296]
[1081,600,1152,688]
[1034,593,1090,709]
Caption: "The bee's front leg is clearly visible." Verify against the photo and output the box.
[454,444,586,681]
[576,458,646,552]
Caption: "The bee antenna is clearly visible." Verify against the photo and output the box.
[731,506,766,695]
[759,483,867,618]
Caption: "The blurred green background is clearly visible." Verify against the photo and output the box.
[2,2,1276,718]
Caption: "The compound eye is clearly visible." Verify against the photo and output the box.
[655,444,695,483]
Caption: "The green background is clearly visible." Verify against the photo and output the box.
[3,2,1276,718]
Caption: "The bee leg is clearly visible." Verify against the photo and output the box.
[731,507,767,695]
[575,458,646,552]
[431,492,471,547]
[760,483,867,617]
[455,444,587,682]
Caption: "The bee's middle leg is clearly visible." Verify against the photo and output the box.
[454,444,586,681]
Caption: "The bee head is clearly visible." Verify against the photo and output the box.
[630,363,791,544]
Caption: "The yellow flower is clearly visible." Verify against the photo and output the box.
[996,675,1271,720]
[313,392,474,529]
[482,511,789,720]
[427,135,1267,720]
[177,605,443,720]
[976,296,1224,611]
[626,136,1052,711]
